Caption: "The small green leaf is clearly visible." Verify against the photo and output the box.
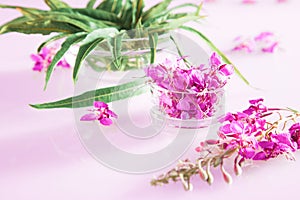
[31,78,147,109]
[44,0,70,10]
[180,25,250,86]
[73,38,104,82]
[44,32,87,89]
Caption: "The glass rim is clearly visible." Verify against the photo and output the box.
[148,81,225,95]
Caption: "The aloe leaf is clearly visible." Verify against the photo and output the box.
[73,38,104,82]
[0,17,80,35]
[37,33,69,52]
[86,0,97,9]
[73,31,119,78]
[122,1,134,30]
[142,0,172,22]
[149,32,158,64]
[96,0,114,11]
[31,78,147,109]
[44,0,70,10]
[136,0,144,20]
[180,25,250,86]
[111,0,123,16]
[79,28,118,46]
[0,5,104,30]
[131,0,137,28]
[45,32,87,89]
[40,13,95,32]
[108,33,124,70]
[0,5,47,17]
[150,15,200,32]
[72,8,120,25]
[142,3,199,26]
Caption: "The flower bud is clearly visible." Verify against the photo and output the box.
[179,173,190,191]
[198,159,208,181]
[220,162,233,184]
[234,156,243,176]
[206,159,214,185]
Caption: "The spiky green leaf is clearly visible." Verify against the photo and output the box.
[142,0,172,22]
[31,78,147,109]
[108,33,124,70]
[0,17,80,35]
[73,38,104,82]
[45,32,87,89]
[44,0,70,10]
[86,0,97,9]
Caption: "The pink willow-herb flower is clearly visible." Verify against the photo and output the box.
[80,101,118,126]
[218,98,296,160]
[152,99,300,190]
[232,32,279,54]
[145,53,233,120]
[31,46,70,72]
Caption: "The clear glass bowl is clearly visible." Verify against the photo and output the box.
[149,82,225,129]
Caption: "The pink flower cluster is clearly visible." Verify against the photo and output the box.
[232,32,279,54]
[145,53,234,120]
[216,99,299,161]
[80,101,118,126]
[31,46,71,72]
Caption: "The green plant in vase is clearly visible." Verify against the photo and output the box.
[0,0,248,109]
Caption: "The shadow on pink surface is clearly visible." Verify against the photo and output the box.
[0,69,89,174]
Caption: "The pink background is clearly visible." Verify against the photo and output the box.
[1,0,300,199]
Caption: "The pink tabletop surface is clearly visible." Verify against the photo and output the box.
[1,0,300,200]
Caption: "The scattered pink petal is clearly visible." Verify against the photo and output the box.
[80,113,98,121]
[261,42,278,53]
[231,32,279,54]
[242,0,256,4]
[99,118,113,126]
[254,32,274,42]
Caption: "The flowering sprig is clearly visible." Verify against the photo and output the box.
[80,101,118,126]
[31,46,71,72]
[232,32,279,54]
[145,53,233,120]
[151,99,300,190]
